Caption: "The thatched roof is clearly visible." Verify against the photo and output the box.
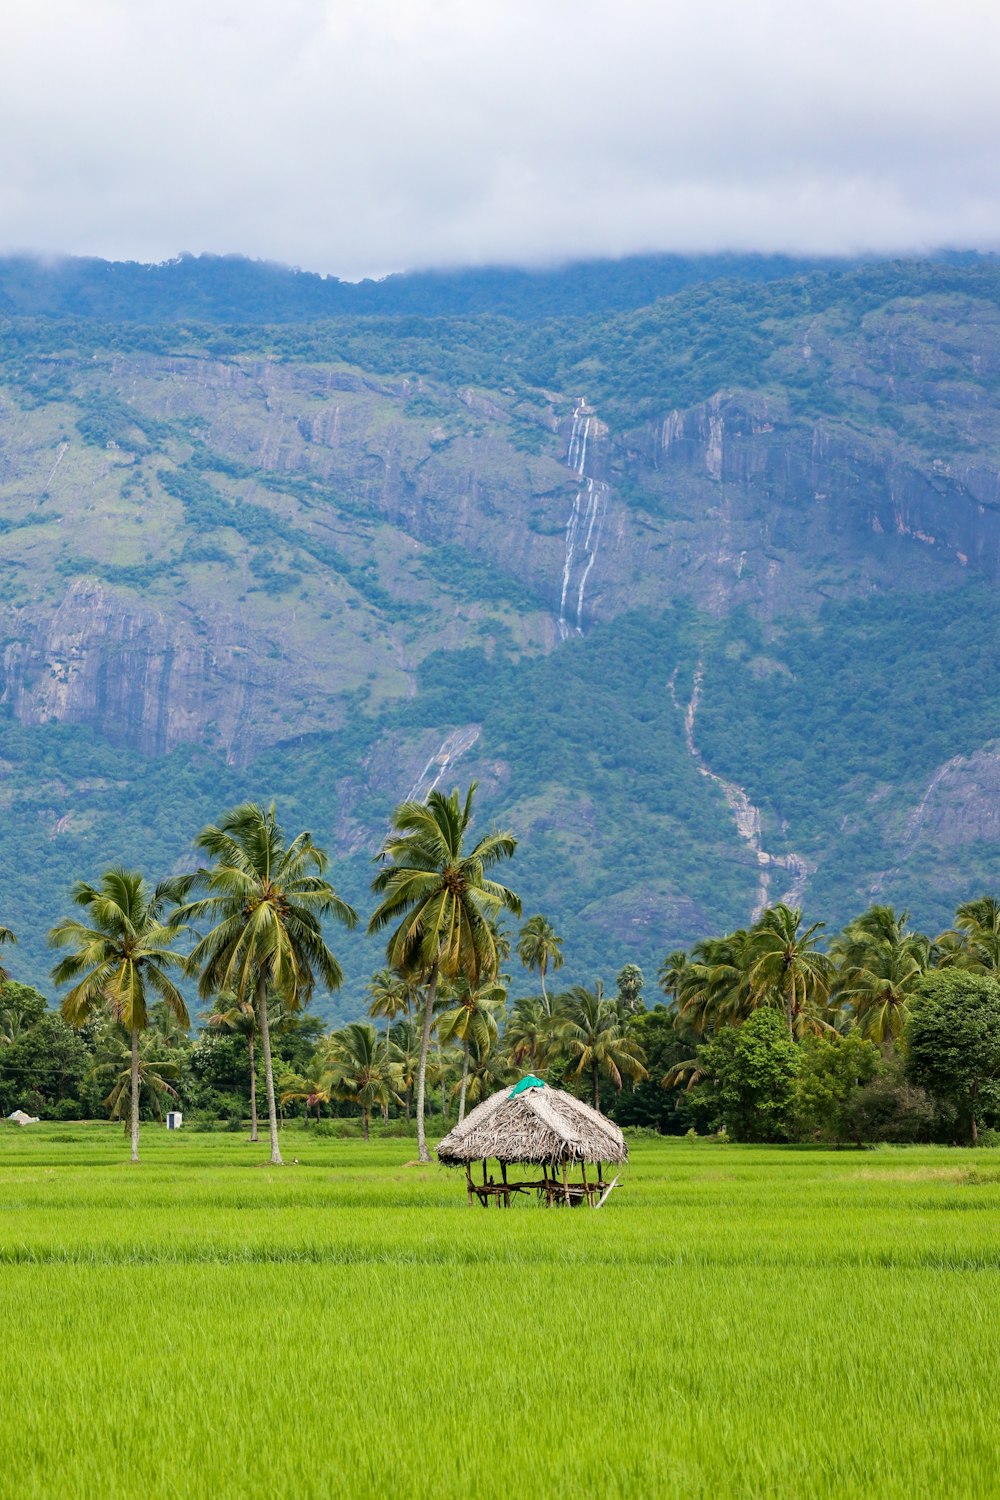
[436,1078,627,1167]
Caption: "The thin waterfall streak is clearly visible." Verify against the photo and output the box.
[575,482,607,629]
[557,488,583,639]
[576,416,591,477]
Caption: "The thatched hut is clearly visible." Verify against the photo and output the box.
[436,1075,627,1208]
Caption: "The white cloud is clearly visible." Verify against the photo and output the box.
[0,0,997,275]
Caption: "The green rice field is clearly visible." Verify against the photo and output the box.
[2,1127,999,1499]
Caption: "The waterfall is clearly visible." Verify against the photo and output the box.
[406,725,481,802]
[557,400,609,638]
[672,663,812,919]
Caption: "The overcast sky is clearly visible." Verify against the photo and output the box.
[2,0,998,277]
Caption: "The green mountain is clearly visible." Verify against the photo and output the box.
[3,254,1000,1018]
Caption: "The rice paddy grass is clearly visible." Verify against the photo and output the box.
[2,1126,999,1499]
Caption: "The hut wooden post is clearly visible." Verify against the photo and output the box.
[465,1162,473,1207]
[581,1159,590,1206]
[501,1160,509,1208]
[562,1161,570,1207]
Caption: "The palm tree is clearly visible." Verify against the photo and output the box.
[0,924,15,988]
[460,1030,513,1111]
[675,931,754,1033]
[88,1032,181,1126]
[388,1016,420,1119]
[555,981,647,1110]
[658,949,689,1004]
[279,1072,332,1126]
[368,783,520,1162]
[747,904,833,1040]
[174,802,357,1165]
[939,896,1000,973]
[516,915,563,1014]
[323,1022,402,1140]
[48,868,188,1163]
[829,905,930,1047]
[438,977,506,1123]
[206,990,261,1141]
[367,966,415,1060]
[505,994,550,1074]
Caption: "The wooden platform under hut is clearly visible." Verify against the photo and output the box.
[436,1075,627,1208]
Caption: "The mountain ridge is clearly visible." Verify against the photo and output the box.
[2,254,1000,1013]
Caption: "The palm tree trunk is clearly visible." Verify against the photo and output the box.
[257,975,283,1165]
[593,1062,600,1112]
[130,1026,140,1164]
[540,968,549,1015]
[248,1030,259,1143]
[362,1108,370,1142]
[415,963,439,1163]
[458,1037,470,1124]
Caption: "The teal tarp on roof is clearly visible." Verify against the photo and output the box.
[509,1075,545,1097]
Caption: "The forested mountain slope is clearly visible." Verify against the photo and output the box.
[2,255,1000,1014]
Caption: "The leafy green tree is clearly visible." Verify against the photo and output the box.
[0,1005,90,1119]
[176,802,357,1165]
[608,1004,701,1132]
[693,1008,799,1142]
[48,868,188,1162]
[906,971,1000,1145]
[791,1031,881,1143]
[437,977,505,1122]
[830,906,930,1046]
[0,981,46,1046]
[747,904,833,1040]
[323,1022,402,1140]
[515,915,563,1014]
[368,784,519,1162]
[555,982,647,1110]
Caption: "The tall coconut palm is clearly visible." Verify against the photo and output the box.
[0,924,15,988]
[175,802,357,1165]
[747,904,834,1040]
[830,905,930,1046]
[437,977,506,1123]
[322,1022,402,1140]
[48,868,188,1163]
[206,990,261,1141]
[555,982,647,1110]
[516,915,563,1014]
[368,783,520,1162]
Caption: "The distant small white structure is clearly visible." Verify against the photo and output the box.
[7,1109,39,1126]
[166,1111,183,1130]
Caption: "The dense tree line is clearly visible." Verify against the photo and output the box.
[3,788,1000,1155]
